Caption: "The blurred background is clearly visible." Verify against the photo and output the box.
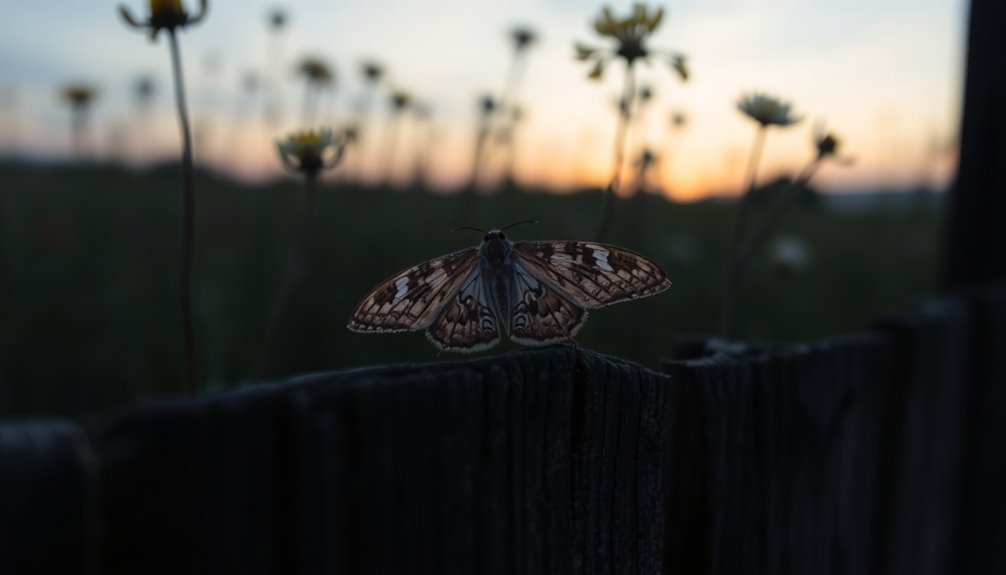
[0,0,960,415]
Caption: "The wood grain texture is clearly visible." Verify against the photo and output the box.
[0,419,96,575]
[2,287,1006,574]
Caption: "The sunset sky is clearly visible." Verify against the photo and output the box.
[0,0,965,199]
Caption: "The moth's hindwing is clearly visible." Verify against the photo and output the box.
[509,263,587,346]
[512,241,671,308]
[347,247,479,333]
[425,270,501,352]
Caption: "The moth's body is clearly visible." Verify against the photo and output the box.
[480,231,516,337]
[348,226,671,353]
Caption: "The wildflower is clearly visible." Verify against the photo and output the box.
[638,85,653,103]
[636,148,657,169]
[298,57,334,125]
[117,0,208,393]
[118,0,208,41]
[816,132,838,158]
[575,3,687,82]
[670,110,688,129]
[268,7,287,31]
[361,61,385,84]
[341,124,360,146]
[390,90,411,111]
[632,148,658,195]
[61,85,96,109]
[737,93,801,128]
[298,57,335,88]
[811,124,854,165]
[61,84,98,158]
[510,26,537,52]
[479,95,497,116]
[576,3,687,241]
[277,128,346,178]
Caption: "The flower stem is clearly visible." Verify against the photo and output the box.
[718,125,767,338]
[736,157,821,266]
[499,49,530,187]
[383,111,402,186]
[257,174,317,377]
[302,84,317,127]
[594,61,635,242]
[264,30,284,127]
[71,107,86,160]
[469,114,491,191]
[168,29,198,394]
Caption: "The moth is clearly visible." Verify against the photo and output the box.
[347,221,671,352]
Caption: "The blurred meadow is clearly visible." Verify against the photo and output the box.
[0,0,959,415]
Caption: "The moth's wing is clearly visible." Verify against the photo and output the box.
[509,262,587,346]
[426,269,501,353]
[348,247,479,333]
[512,241,671,309]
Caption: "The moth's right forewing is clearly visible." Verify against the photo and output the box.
[347,247,479,333]
[513,241,670,308]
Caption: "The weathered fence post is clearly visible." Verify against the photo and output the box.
[93,346,674,574]
[0,419,97,575]
[664,334,891,575]
[944,0,1006,288]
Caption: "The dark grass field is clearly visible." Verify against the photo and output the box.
[0,162,942,416]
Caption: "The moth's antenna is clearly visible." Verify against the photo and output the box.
[452,225,488,234]
[501,219,539,232]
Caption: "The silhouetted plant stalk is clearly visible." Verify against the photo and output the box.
[496,26,537,187]
[297,57,334,127]
[632,148,657,196]
[596,65,635,240]
[382,90,411,185]
[718,95,852,337]
[660,110,688,186]
[410,104,434,188]
[737,129,851,270]
[264,8,288,127]
[576,3,688,241]
[627,84,655,187]
[119,0,208,394]
[61,85,97,160]
[259,130,345,376]
[469,95,496,191]
[350,60,385,181]
[132,75,156,162]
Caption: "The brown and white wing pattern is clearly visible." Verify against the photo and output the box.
[425,270,500,352]
[512,241,670,309]
[509,263,587,346]
[348,248,478,333]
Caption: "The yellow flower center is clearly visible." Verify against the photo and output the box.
[291,131,323,145]
[149,0,183,18]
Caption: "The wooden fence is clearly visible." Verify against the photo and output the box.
[1,284,1003,574]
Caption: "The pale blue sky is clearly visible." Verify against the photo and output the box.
[0,0,966,196]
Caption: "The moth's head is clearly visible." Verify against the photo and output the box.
[453,220,536,263]
[482,229,511,263]
[482,229,508,242]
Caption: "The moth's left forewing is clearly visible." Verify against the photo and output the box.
[513,241,671,308]
[347,248,479,333]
